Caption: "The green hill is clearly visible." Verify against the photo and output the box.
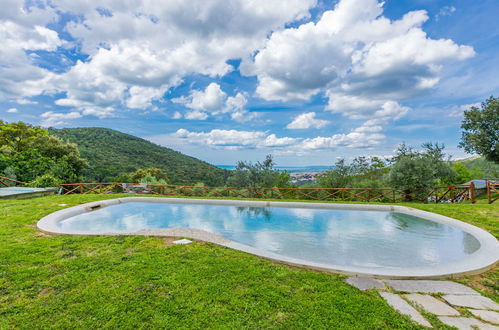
[454,156,499,178]
[50,127,229,185]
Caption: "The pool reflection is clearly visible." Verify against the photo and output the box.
[60,202,481,268]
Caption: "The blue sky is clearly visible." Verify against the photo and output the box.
[1,0,498,165]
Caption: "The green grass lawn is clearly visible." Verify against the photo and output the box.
[1,194,497,328]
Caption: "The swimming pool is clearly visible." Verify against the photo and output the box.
[37,197,499,278]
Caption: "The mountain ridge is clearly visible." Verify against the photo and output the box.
[50,127,229,185]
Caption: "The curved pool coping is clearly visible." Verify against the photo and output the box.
[37,197,499,279]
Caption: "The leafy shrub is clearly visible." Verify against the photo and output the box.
[138,173,168,185]
[29,174,62,188]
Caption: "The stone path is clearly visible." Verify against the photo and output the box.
[346,278,499,329]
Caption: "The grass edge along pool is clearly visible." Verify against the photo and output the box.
[37,197,499,278]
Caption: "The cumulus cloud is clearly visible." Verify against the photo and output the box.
[0,2,61,100]
[173,83,227,112]
[170,124,382,153]
[173,128,268,149]
[287,112,329,129]
[40,111,82,127]
[242,0,474,120]
[0,0,476,145]
[173,83,257,122]
[171,128,298,150]
[184,110,209,120]
[7,108,18,113]
[42,0,315,117]
[169,98,410,153]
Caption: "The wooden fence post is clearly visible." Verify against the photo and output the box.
[469,181,476,204]
[486,180,492,204]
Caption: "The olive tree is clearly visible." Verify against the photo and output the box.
[388,143,455,200]
[227,155,289,188]
[318,159,353,188]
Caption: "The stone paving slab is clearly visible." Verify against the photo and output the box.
[385,280,479,295]
[172,239,193,245]
[438,316,498,330]
[469,309,499,324]
[379,292,432,327]
[443,295,499,310]
[405,293,459,316]
[346,277,385,290]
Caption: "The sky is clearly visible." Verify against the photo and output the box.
[1,0,498,166]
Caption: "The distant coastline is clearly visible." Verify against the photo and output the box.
[216,165,331,174]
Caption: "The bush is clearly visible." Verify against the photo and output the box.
[138,173,168,185]
[29,174,63,188]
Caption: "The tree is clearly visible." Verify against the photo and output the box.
[226,155,289,188]
[351,156,369,176]
[459,96,499,163]
[388,143,455,200]
[318,159,353,188]
[441,163,484,185]
[129,168,169,184]
[0,121,88,183]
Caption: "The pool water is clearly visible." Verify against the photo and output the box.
[60,202,480,269]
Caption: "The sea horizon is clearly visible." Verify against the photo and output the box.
[216,165,332,173]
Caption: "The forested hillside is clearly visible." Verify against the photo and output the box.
[455,156,499,178]
[50,128,229,185]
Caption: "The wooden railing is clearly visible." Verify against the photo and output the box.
[0,176,26,187]
[428,182,476,204]
[487,181,499,204]
[59,182,477,204]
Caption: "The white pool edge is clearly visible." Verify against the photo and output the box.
[37,197,499,279]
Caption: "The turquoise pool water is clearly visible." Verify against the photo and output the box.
[59,202,480,268]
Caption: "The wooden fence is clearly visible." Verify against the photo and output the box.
[59,182,477,204]
[487,180,499,204]
[0,176,26,187]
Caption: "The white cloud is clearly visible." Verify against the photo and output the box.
[435,6,456,21]
[0,0,476,135]
[262,134,298,147]
[172,111,182,119]
[287,112,329,129]
[173,83,257,122]
[40,111,82,127]
[225,92,258,123]
[16,98,37,105]
[242,0,474,119]
[173,128,268,149]
[166,97,410,154]
[126,85,169,109]
[299,131,384,150]
[39,0,315,117]
[373,101,410,120]
[230,109,258,123]
[173,83,227,112]
[447,102,481,118]
[7,107,18,113]
[184,110,209,120]
[170,124,382,153]
[0,5,61,100]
